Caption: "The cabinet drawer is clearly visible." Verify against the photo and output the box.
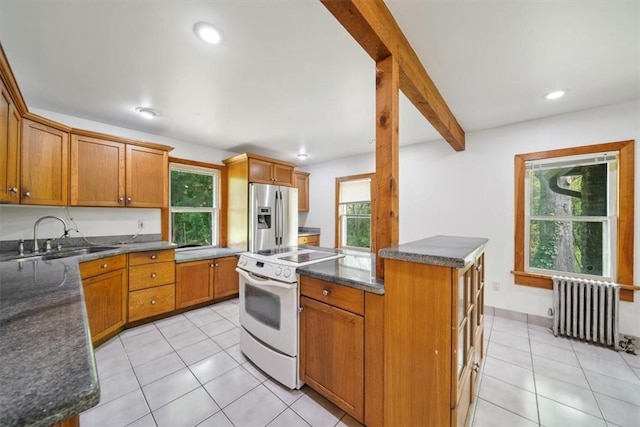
[128,284,175,322]
[298,235,319,246]
[80,254,127,279]
[129,261,175,291]
[129,249,175,266]
[300,276,364,315]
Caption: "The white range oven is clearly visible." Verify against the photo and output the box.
[236,247,343,389]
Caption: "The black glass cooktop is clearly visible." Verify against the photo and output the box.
[278,251,336,264]
[255,247,298,256]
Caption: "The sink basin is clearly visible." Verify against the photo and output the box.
[41,246,119,260]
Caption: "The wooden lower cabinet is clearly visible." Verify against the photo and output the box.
[298,234,319,246]
[213,256,239,299]
[300,296,364,422]
[129,284,175,322]
[299,276,372,424]
[176,259,215,309]
[53,414,79,427]
[80,255,127,346]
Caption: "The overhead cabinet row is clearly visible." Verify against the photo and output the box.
[0,110,171,208]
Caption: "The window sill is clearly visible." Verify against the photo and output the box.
[512,270,634,302]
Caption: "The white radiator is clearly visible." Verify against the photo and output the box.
[552,275,620,350]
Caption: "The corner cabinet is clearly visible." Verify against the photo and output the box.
[294,171,309,212]
[70,132,170,207]
[380,236,486,427]
[0,78,21,203]
[20,117,70,205]
[79,254,128,346]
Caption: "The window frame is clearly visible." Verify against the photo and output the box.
[165,157,226,248]
[513,140,635,301]
[335,173,375,252]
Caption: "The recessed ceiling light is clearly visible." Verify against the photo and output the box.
[135,107,159,120]
[193,22,223,45]
[297,153,309,160]
[545,90,567,100]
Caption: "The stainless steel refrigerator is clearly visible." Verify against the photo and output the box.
[249,183,298,252]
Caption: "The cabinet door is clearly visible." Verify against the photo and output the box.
[213,256,239,299]
[176,260,214,309]
[300,296,364,422]
[247,158,273,184]
[273,163,293,186]
[20,118,69,205]
[0,83,20,204]
[472,254,485,393]
[70,134,125,206]
[125,144,168,207]
[294,172,309,211]
[82,268,127,345]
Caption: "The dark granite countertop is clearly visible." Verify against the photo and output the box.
[297,248,384,295]
[175,247,241,263]
[0,240,175,426]
[378,235,489,268]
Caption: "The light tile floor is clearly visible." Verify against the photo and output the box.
[81,299,640,427]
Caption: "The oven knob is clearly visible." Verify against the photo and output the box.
[275,267,282,276]
[239,257,247,266]
[284,268,291,278]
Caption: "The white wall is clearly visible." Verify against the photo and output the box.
[303,100,640,336]
[0,109,238,241]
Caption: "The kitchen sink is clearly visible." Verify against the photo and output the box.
[3,246,120,262]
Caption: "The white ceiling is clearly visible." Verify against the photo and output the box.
[0,0,638,165]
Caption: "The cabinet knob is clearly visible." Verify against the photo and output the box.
[150,255,157,260]
[210,263,215,268]
[473,362,480,373]
[151,299,156,305]
[8,187,18,194]
[23,191,31,198]
[118,197,124,202]
[127,197,132,202]
[101,263,108,269]
[475,264,483,272]
[322,289,329,296]
[151,273,157,278]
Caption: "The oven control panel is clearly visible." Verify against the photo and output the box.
[237,254,297,283]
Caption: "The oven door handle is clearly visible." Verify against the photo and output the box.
[236,268,295,290]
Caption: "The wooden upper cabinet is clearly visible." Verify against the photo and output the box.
[294,171,309,212]
[126,144,168,208]
[20,118,69,206]
[70,134,125,206]
[225,153,294,187]
[0,79,21,203]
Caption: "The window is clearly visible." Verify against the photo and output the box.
[336,174,374,251]
[170,162,220,247]
[514,140,634,301]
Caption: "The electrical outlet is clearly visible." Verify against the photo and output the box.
[491,281,500,291]
[138,219,144,229]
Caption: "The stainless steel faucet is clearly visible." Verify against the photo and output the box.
[33,216,70,253]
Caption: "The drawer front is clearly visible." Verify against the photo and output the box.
[300,276,364,315]
[129,261,175,291]
[128,284,175,322]
[129,249,175,266]
[80,254,127,279]
[298,235,319,246]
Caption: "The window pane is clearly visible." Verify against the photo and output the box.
[346,216,371,248]
[529,219,607,276]
[171,170,214,207]
[529,164,607,217]
[172,212,213,246]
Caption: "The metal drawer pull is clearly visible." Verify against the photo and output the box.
[150,255,157,260]
[473,362,480,373]
[151,273,157,278]
[101,263,108,268]
[23,191,31,198]
[9,187,18,194]
[322,289,329,296]
[151,299,156,305]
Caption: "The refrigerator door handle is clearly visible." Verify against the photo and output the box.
[275,190,281,246]
[279,190,284,246]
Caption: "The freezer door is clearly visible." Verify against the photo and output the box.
[279,186,298,248]
[249,184,277,252]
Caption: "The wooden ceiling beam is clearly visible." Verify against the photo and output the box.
[320,0,465,151]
